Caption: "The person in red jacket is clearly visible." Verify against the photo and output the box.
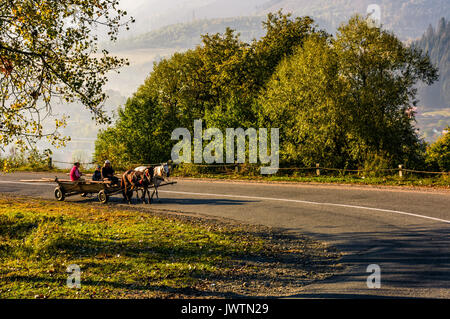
[70,162,83,181]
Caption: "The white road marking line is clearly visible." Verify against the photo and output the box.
[158,190,450,225]
[0,180,55,186]
[0,180,449,224]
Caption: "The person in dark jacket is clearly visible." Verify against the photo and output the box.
[92,165,102,181]
[101,160,119,185]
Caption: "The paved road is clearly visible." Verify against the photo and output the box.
[1,172,449,298]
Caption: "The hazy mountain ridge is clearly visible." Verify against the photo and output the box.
[413,17,450,110]
[105,16,267,51]
[120,0,265,36]
[412,17,450,142]
[248,0,449,40]
[124,0,449,40]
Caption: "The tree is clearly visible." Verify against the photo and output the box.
[426,128,450,172]
[94,12,320,165]
[334,16,437,167]
[260,15,438,168]
[0,0,133,150]
[259,35,349,167]
[147,11,319,132]
[252,11,319,90]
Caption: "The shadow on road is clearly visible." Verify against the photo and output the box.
[288,225,450,297]
[68,195,257,206]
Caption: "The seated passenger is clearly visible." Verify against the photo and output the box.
[92,165,102,181]
[70,162,82,181]
[101,160,119,185]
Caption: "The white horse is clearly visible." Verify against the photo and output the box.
[134,163,170,202]
[151,163,170,202]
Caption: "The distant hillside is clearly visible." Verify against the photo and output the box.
[122,0,266,37]
[258,0,449,39]
[124,0,450,41]
[413,17,450,110]
[106,16,267,51]
[105,15,334,52]
[412,17,450,142]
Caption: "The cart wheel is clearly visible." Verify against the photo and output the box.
[54,187,65,201]
[98,190,109,204]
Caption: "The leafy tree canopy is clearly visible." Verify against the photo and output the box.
[426,127,450,172]
[0,0,133,150]
[259,15,438,168]
[95,11,318,165]
[96,14,439,170]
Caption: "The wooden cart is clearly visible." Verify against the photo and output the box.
[53,178,123,204]
[20,177,177,204]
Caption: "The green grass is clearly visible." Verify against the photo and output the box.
[0,196,343,299]
[172,170,449,188]
[3,163,448,188]
[0,196,268,299]
[2,165,67,173]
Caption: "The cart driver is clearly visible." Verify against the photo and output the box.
[101,160,119,185]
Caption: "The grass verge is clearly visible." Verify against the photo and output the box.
[4,165,449,188]
[0,196,342,299]
[172,171,450,189]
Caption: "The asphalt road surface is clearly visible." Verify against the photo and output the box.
[1,172,449,298]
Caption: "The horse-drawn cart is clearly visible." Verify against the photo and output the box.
[53,178,123,204]
[20,177,177,204]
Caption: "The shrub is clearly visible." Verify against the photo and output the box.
[426,128,450,172]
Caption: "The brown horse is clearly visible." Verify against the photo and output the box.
[121,168,153,204]
[135,166,154,204]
